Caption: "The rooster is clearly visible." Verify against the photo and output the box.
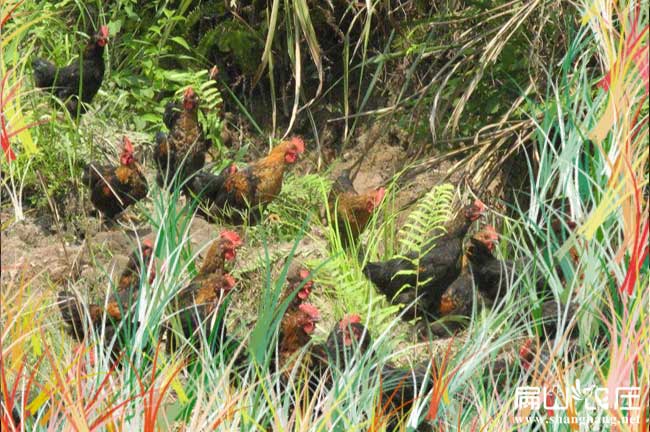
[211,137,306,224]
[154,87,211,188]
[363,199,486,321]
[33,26,109,115]
[165,230,242,355]
[328,169,385,246]
[83,136,148,220]
[58,240,155,356]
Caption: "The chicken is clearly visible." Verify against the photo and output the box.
[466,226,513,302]
[518,301,580,376]
[183,164,238,221]
[328,169,385,246]
[276,302,321,380]
[363,199,486,321]
[212,137,306,224]
[468,226,562,302]
[321,315,433,431]
[322,314,372,365]
[83,136,148,220]
[32,26,109,115]
[281,264,314,313]
[154,87,211,188]
[418,256,482,338]
[165,230,242,355]
[167,272,237,355]
[275,308,433,429]
[117,239,156,294]
[58,240,155,355]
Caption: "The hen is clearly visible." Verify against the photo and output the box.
[276,302,321,381]
[281,264,314,312]
[319,315,433,431]
[328,169,385,246]
[165,230,242,355]
[212,137,306,224]
[58,240,155,356]
[154,87,211,188]
[33,26,109,115]
[183,164,238,221]
[518,301,580,376]
[83,136,148,220]
[363,199,486,321]
[468,226,567,302]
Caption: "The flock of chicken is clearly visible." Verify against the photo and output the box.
[31,26,580,427]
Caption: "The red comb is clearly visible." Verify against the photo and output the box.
[228,164,238,174]
[519,338,534,370]
[290,136,305,153]
[223,274,236,289]
[220,230,242,247]
[142,239,153,249]
[99,25,109,38]
[473,199,486,212]
[184,87,195,98]
[374,188,386,205]
[484,225,499,239]
[339,314,362,330]
[299,303,320,319]
[299,269,310,280]
[122,136,134,153]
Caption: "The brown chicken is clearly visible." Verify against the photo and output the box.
[328,169,386,246]
[212,137,306,224]
[33,26,109,115]
[154,87,211,188]
[281,264,315,312]
[276,302,321,379]
[165,230,242,355]
[83,136,148,220]
[363,199,486,321]
[58,240,155,355]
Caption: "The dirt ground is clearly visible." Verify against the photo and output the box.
[1,132,473,366]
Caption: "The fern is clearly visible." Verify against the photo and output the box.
[397,183,454,255]
[377,183,456,320]
[317,253,401,333]
[163,69,223,112]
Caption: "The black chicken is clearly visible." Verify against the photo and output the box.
[318,315,433,431]
[183,164,238,221]
[33,26,109,115]
[363,200,486,321]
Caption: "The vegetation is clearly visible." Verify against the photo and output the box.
[1,0,648,430]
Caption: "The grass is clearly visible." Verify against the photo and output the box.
[1,0,649,430]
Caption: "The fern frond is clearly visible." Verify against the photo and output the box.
[398,183,454,255]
